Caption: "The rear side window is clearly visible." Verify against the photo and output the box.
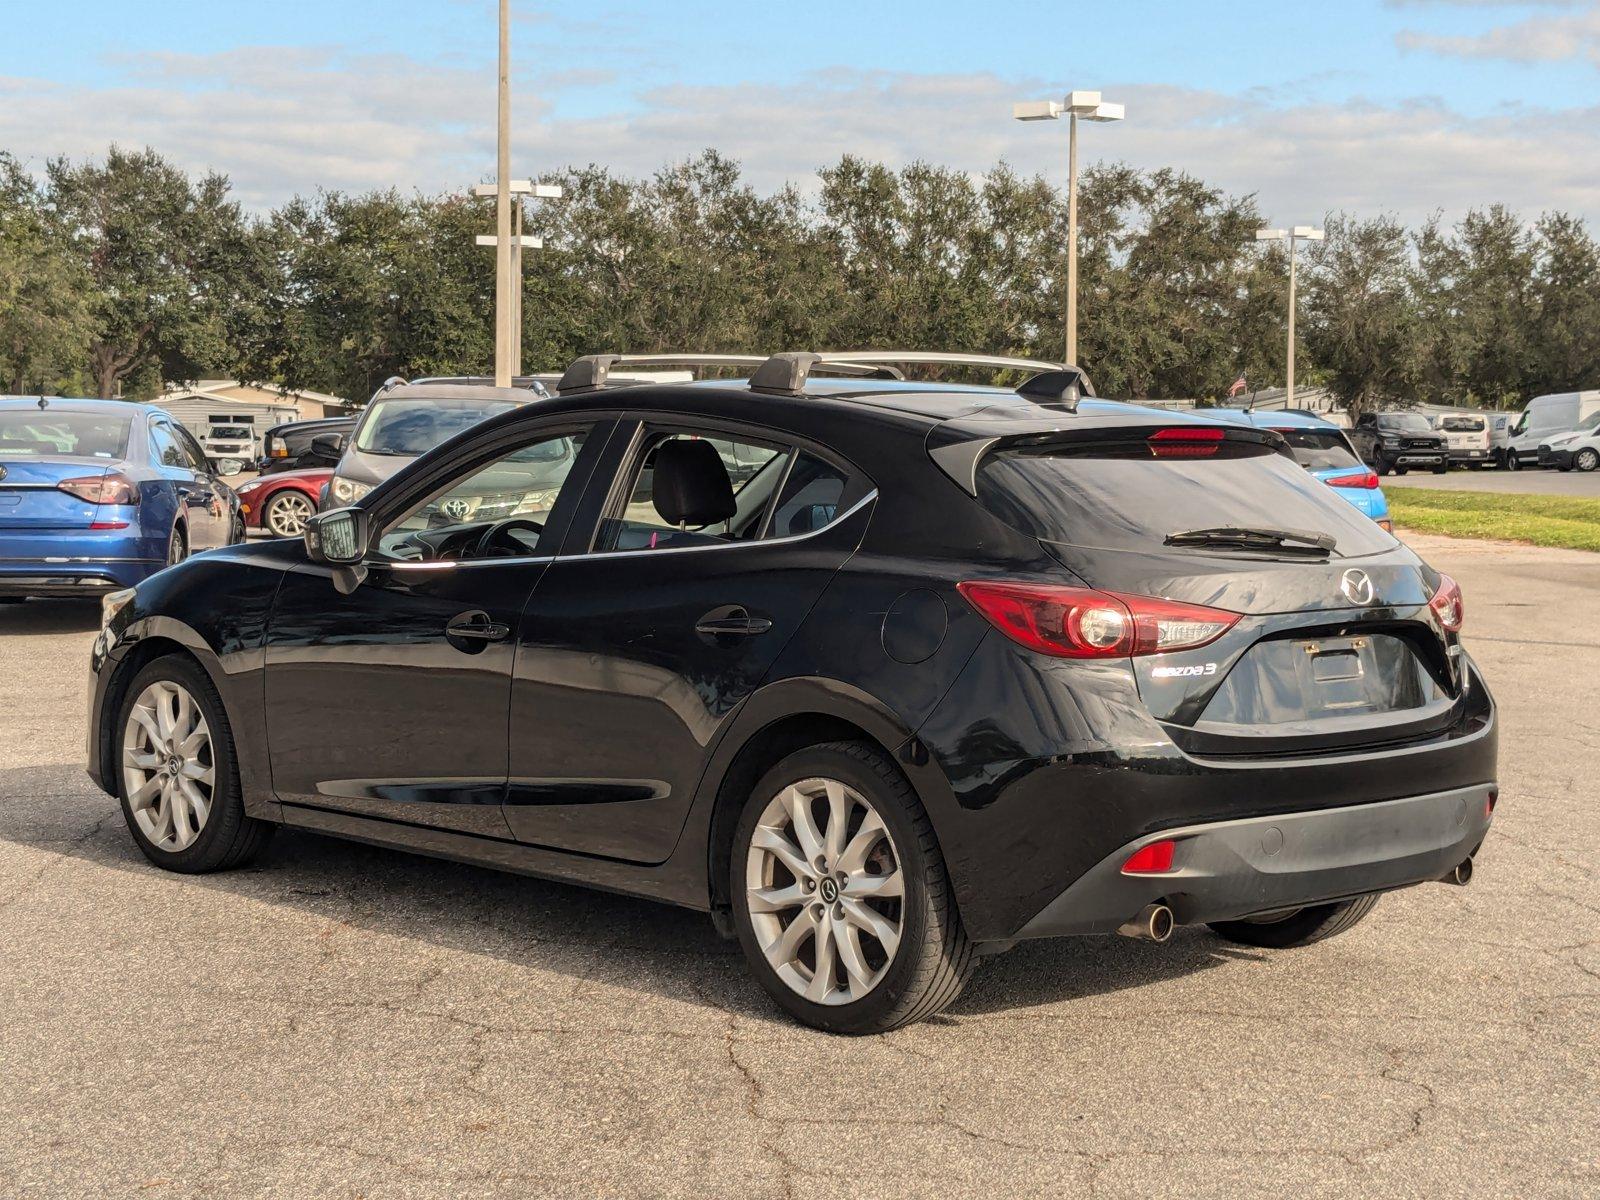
[975,439,1394,557]
[1266,428,1360,471]
[768,452,848,538]
[596,431,787,553]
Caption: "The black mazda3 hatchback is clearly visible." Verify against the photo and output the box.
[87,352,1498,1034]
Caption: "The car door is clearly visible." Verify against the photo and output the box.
[262,418,612,836]
[148,417,227,550]
[504,418,874,863]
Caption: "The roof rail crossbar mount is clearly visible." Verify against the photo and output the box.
[1016,367,1094,412]
[555,353,775,394]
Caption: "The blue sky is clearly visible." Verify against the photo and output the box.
[6,0,1600,222]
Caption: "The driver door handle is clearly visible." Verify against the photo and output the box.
[446,615,511,642]
[695,606,772,638]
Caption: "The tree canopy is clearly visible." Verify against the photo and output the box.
[2,145,1595,413]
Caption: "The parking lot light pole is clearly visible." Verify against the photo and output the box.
[1254,225,1324,409]
[473,181,563,376]
[1013,91,1125,365]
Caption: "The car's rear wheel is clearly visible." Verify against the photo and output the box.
[1207,894,1379,949]
[115,656,273,873]
[166,525,187,567]
[731,741,973,1034]
[1576,448,1599,473]
[264,490,314,538]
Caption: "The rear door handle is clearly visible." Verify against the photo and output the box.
[695,606,773,638]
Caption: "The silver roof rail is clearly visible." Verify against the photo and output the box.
[747,350,1094,406]
[554,353,889,395]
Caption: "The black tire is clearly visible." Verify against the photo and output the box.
[231,513,247,544]
[1373,454,1390,477]
[113,654,274,873]
[1207,894,1379,949]
[731,740,974,1034]
[1432,464,1448,475]
[1393,465,1407,476]
[1576,448,1599,473]
[167,524,188,567]
[1507,452,1521,472]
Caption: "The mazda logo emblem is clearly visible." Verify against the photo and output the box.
[1340,568,1375,605]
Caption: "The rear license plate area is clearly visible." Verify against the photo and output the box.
[1311,648,1362,683]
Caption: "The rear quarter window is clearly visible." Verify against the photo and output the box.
[974,439,1394,557]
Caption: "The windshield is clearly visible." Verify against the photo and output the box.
[1576,411,1600,433]
[1377,413,1433,433]
[1439,416,1485,432]
[1265,427,1360,471]
[207,426,252,439]
[355,398,518,456]
[0,412,131,458]
[974,439,1393,557]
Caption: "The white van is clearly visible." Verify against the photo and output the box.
[1504,391,1600,470]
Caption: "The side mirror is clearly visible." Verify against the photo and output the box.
[304,506,369,565]
[310,432,346,457]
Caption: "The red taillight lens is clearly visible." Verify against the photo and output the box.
[1121,840,1177,874]
[57,473,139,506]
[1324,470,1379,489]
[1148,426,1225,459]
[957,581,1240,659]
[1429,573,1463,633]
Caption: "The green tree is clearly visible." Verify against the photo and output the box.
[0,153,93,394]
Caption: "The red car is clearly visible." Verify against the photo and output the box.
[233,467,331,538]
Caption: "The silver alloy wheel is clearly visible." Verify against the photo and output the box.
[745,777,904,1006]
[266,491,314,537]
[167,527,186,566]
[121,680,215,852]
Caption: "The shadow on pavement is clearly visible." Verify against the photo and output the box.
[0,599,102,635]
[1,760,1250,1027]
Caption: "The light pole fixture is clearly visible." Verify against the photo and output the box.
[473,180,563,375]
[1013,90,1125,365]
[1254,225,1325,410]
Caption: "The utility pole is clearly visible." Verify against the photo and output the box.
[494,0,513,386]
[1254,225,1325,409]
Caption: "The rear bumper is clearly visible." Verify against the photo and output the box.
[1013,783,1494,939]
[0,558,162,596]
[1448,448,1489,463]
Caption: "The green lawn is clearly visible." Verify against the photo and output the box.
[1387,487,1600,552]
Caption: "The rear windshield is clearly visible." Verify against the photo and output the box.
[355,398,518,456]
[0,412,131,459]
[1440,416,1485,432]
[975,439,1393,557]
[1264,427,1360,471]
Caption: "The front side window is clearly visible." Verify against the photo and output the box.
[377,429,588,561]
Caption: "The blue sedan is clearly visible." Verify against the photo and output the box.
[0,397,241,599]
[1208,408,1392,530]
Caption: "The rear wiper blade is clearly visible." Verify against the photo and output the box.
[1165,526,1336,554]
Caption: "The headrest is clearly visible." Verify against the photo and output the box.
[652,439,735,527]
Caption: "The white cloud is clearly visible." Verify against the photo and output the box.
[2,48,1598,227]
[1396,1,1600,64]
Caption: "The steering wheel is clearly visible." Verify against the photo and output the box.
[473,518,545,558]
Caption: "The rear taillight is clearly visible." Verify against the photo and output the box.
[957,581,1240,659]
[1429,573,1463,633]
[57,473,139,506]
[1148,426,1224,459]
[1324,470,1379,489]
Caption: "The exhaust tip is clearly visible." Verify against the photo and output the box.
[1118,902,1175,943]
[1441,857,1474,886]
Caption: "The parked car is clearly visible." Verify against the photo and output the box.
[1436,413,1492,467]
[1535,411,1600,472]
[256,417,356,475]
[87,351,1496,1034]
[199,421,258,475]
[233,467,333,537]
[1503,390,1600,470]
[320,383,535,509]
[0,397,240,599]
[1349,411,1448,475]
[1209,409,1391,530]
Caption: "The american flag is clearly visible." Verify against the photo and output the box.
[1226,375,1248,398]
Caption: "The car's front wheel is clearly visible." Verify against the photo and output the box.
[1207,894,1379,949]
[264,490,314,538]
[1507,452,1522,471]
[115,655,273,873]
[1576,448,1599,473]
[731,741,973,1034]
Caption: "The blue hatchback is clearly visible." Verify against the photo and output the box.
[1208,409,1391,529]
[0,398,241,599]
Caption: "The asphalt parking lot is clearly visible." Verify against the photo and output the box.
[1391,467,1600,496]
[1,533,1596,1199]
